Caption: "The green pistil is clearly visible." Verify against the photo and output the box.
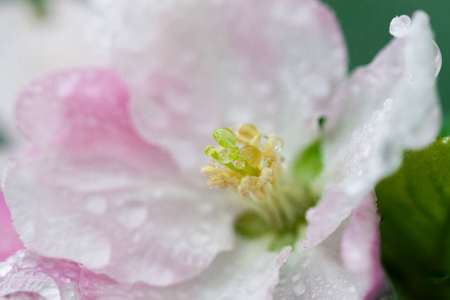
[205,128,260,176]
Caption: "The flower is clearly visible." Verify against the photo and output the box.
[0,0,441,299]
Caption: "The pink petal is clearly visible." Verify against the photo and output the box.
[341,193,386,300]
[307,12,441,247]
[99,0,347,172]
[274,223,367,299]
[0,0,100,166]
[304,187,354,249]
[0,189,23,261]
[15,69,172,174]
[4,69,235,286]
[5,158,235,285]
[0,243,289,299]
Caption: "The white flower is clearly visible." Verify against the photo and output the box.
[0,1,441,299]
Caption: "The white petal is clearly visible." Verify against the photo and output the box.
[95,0,347,171]
[274,224,367,299]
[3,153,235,286]
[341,193,386,299]
[0,242,289,300]
[309,11,441,247]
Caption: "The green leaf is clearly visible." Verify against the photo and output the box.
[292,139,323,186]
[235,211,271,239]
[376,137,450,300]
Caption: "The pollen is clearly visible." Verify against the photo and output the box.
[201,124,284,201]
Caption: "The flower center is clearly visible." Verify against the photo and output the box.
[202,124,318,248]
[201,124,284,201]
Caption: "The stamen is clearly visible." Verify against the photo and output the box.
[201,124,284,201]
[202,124,317,235]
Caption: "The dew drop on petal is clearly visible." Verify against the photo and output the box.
[17,256,38,269]
[291,272,301,282]
[117,202,147,229]
[189,233,211,246]
[433,40,442,77]
[389,15,411,37]
[198,202,214,214]
[0,262,12,277]
[84,196,107,215]
[293,281,306,296]
[61,277,71,284]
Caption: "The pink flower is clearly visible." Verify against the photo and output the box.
[0,1,440,299]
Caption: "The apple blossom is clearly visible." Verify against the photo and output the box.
[0,0,441,299]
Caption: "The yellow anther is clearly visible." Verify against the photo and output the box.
[235,124,260,144]
[240,146,263,167]
[202,124,284,201]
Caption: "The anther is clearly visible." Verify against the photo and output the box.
[201,124,284,201]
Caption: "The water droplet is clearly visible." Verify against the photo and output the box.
[190,233,211,246]
[61,277,71,284]
[348,286,356,293]
[273,137,284,152]
[262,158,274,169]
[433,40,442,77]
[17,256,37,268]
[383,98,393,110]
[291,272,301,282]
[218,149,232,164]
[0,262,12,277]
[85,196,107,215]
[198,202,214,214]
[389,15,411,37]
[293,282,306,296]
[314,275,322,282]
[117,202,148,229]
[234,160,245,169]
[43,261,54,269]
[259,136,268,149]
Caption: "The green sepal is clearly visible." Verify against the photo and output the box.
[376,137,450,300]
[235,211,271,239]
[292,139,323,186]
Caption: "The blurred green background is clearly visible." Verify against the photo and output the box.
[322,0,450,131]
